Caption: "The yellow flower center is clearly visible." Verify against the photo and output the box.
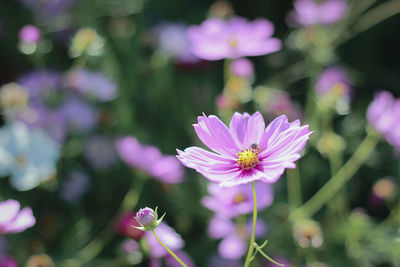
[237,144,261,170]
[331,83,345,96]
[233,193,246,204]
[16,156,26,166]
[228,37,238,48]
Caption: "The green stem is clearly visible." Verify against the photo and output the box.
[291,130,379,219]
[244,182,258,267]
[287,168,303,210]
[254,243,284,266]
[335,0,400,46]
[151,229,188,267]
[75,175,146,265]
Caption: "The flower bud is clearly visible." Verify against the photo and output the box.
[133,207,165,231]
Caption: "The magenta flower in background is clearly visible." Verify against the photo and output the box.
[0,255,17,267]
[114,211,144,240]
[202,182,273,218]
[116,136,184,184]
[0,199,35,234]
[230,58,254,78]
[367,91,400,149]
[64,69,117,101]
[187,17,281,60]
[287,0,348,27]
[177,112,312,186]
[19,25,41,43]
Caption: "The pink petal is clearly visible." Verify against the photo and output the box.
[218,232,246,260]
[194,114,240,157]
[177,147,240,182]
[0,200,20,225]
[229,112,266,148]
[208,216,235,239]
[3,207,35,233]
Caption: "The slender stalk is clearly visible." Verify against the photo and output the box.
[254,243,284,266]
[244,182,258,267]
[75,174,146,265]
[291,130,379,220]
[151,229,188,267]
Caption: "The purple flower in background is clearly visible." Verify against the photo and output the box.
[120,239,139,254]
[84,135,117,170]
[202,182,273,218]
[287,0,348,27]
[367,91,400,149]
[59,171,90,204]
[315,66,351,113]
[19,25,41,43]
[18,70,61,104]
[155,23,200,63]
[0,199,35,234]
[61,97,99,133]
[116,136,184,184]
[187,17,281,60]
[20,104,67,143]
[208,216,267,259]
[0,255,17,267]
[18,0,76,18]
[64,69,117,101]
[144,223,184,258]
[230,58,254,78]
[315,67,351,97]
[177,112,312,187]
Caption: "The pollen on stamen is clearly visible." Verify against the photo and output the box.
[236,144,261,170]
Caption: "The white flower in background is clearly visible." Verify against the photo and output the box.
[0,122,60,191]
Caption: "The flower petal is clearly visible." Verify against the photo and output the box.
[177,147,240,182]
[2,207,35,233]
[229,111,265,148]
[194,114,240,157]
[218,232,246,260]
[0,200,20,225]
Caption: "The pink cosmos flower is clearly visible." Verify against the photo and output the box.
[202,182,273,218]
[208,216,267,259]
[0,199,35,234]
[177,112,312,187]
[287,0,348,27]
[116,136,184,184]
[230,58,254,78]
[367,91,400,149]
[187,17,281,60]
